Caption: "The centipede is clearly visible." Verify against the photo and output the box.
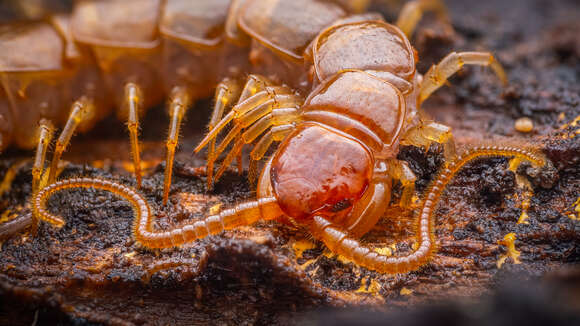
[1,0,553,274]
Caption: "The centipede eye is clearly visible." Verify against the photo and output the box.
[330,199,352,212]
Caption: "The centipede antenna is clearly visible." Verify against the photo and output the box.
[419,51,508,105]
[47,98,94,184]
[312,145,548,274]
[124,83,144,189]
[396,0,452,37]
[33,178,284,249]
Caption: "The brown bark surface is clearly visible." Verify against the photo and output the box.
[0,0,579,325]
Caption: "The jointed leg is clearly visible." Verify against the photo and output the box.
[124,83,144,189]
[396,0,452,37]
[213,103,300,181]
[31,119,55,234]
[401,120,456,161]
[47,97,94,184]
[207,79,243,188]
[163,87,192,205]
[419,51,507,104]
[32,119,55,193]
[196,77,300,186]
[210,95,299,166]
[387,159,417,208]
[195,85,292,152]
[33,177,285,249]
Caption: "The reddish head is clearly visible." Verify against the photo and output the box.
[270,123,373,222]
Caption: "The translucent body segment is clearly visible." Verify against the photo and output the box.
[238,0,346,61]
[303,70,406,149]
[71,0,161,48]
[396,0,452,37]
[387,159,417,208]
[419,51,508,104]
[0,21,63,72]
[32,119,55,194]
[256,157,275,199]
[48,98,94,183]
[33,177,284,249]
[123,83,144,188]
[163,87,192,205]
[313,21,415,83]
[401,120,456,161]
[160,0,231,47]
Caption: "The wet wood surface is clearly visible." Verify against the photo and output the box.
[0,0,579,325]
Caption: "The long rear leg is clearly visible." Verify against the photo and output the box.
[47,97,94,184]
[163,87,192,205]
[123,83,144,189]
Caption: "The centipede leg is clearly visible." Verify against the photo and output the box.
[47,98,94,184]
[123,83,144,189]
[30,119,56,234]
[163,87,192,205]
[396,0,452,37]
[211,98,300,180]
[33,177,284,249]
[214,120,296,183]
[311,145,548,274]
[401,120,456,161]
[388,159,417,208]
[200,84,300,185]
[419,51,508,104]
[195,87,283,153]
[207,79,243,189]
[32,119,55,194]
[227,76,273,181]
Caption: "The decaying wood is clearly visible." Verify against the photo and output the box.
[0,0,579,324]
